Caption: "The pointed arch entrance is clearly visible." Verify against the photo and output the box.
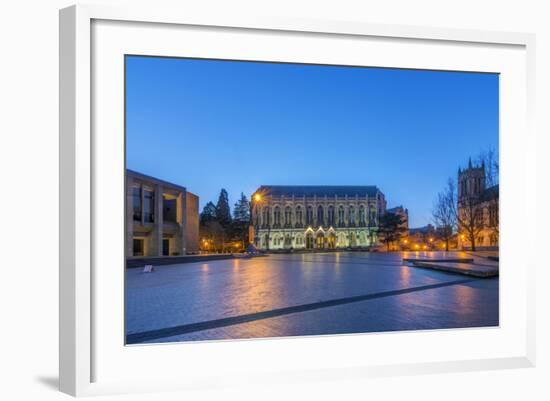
[316,232,325,249]
[305,232,314,249]
[327,232,336,249]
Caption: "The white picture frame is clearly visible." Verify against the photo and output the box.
[59,4,536,397]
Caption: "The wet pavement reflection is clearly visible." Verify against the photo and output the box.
[125,251,498,344]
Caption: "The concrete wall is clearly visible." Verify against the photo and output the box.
[126,170,201,257]
[185,192,200,253]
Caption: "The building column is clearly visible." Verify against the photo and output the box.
[176,190,186,255]
[126,177,134,257]
[151,184,163,256]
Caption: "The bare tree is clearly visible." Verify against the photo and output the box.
[478,149,499,243]
[485,191,499,245]
[432,178,457,251]
[456,194,485,251]
[476,148,499,188]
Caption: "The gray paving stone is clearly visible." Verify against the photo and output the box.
[125,251,499,343]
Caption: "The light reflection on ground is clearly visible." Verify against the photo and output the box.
[125,251,498,344]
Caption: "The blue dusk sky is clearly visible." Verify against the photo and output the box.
[125,56,498,228]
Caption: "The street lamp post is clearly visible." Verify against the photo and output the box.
[251,193,264,250]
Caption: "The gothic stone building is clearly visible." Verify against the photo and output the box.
[126,169,200,257]
[251,185,387,250]
[457,160,499,249]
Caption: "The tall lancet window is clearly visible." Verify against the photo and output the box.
[359,205,366,226]
[328,205,335,226]
[317,205,324,226]
[263,206,270,226]
[274,206,281,226]
[296,206,303,226]
[349,206,355,225]
[306,206,313,225]
[284,206,292,227]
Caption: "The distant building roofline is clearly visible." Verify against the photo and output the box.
[254,185,383,198]
[387,205,407,213]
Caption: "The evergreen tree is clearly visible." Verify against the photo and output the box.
[215,189,232,228]
[233,193,250,223]
[200,201,217,224]
[378,212,407,251]
[232,193,251,249]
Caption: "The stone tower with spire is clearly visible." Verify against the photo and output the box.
[458,157,486,202]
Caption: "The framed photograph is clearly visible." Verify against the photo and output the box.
[59,4,536,396]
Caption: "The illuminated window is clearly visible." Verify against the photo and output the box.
[133,238,144,256]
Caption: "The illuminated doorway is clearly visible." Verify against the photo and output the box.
[316,233,325,249]
[306,232,314,249]
[327,233,336,249]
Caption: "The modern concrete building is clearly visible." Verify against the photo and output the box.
[126,169,199,257]
[251,185,387,250]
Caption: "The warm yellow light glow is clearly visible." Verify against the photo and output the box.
[403,239,408,244]
[254,194,262,202]
[429,238,434,242]
[414,244,420,249]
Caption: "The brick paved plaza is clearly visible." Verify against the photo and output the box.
[125,251,498,344]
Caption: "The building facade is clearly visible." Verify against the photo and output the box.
[251,185,387,251]
[126,169,199,257]
[457,159,499,249]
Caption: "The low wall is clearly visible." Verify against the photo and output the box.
[126,254,236,268]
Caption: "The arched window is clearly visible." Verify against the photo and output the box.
[317,205,324,226]
[306,206,314,225]
[349,206,355,225]
[337,232,347,246]
[262,207,270,227]
[359,205,366,226]
[295,206,303,226]
[328,205,335,226]
[338,206,345,227]
[274,206,281,226]
[254,208,260,227]
[350,232,357,246]
[284,234,292,247]
[369,207,376,226]
[284,206,292,227]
